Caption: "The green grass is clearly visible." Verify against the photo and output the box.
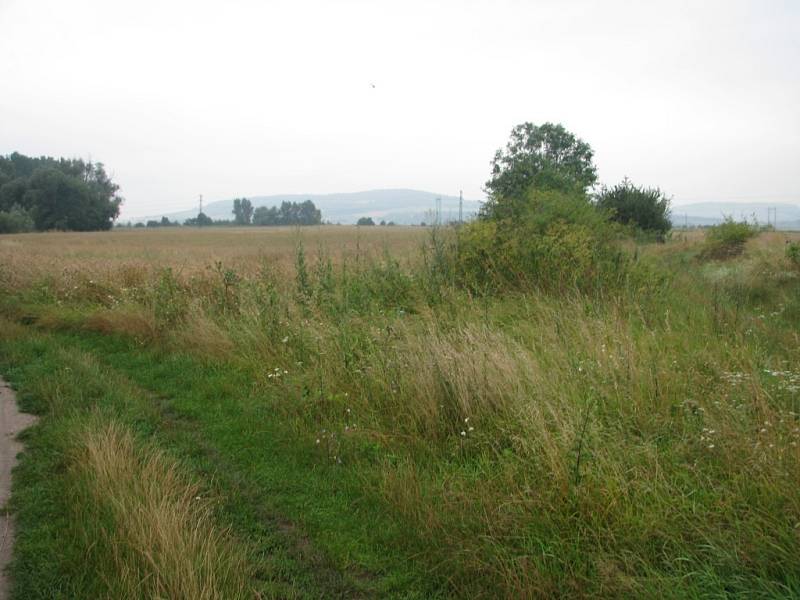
[0,323,442,598]
[2,227,800,598]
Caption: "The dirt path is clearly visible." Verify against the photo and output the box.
[0,378,37,600]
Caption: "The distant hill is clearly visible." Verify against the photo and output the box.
[134,189,482,225]
[670,202,800,230]
[133,194,800,230]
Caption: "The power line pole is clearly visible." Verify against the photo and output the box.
[198,194,203,228]
[459,190,463,224]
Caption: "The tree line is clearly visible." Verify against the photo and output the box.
[119,198,324,228]
[0,152,122,233]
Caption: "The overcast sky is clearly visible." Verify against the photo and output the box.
[1,0,798,219]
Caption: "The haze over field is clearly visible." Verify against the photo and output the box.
[1,0,798,220]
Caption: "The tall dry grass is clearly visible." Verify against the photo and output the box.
[70,419,252,599]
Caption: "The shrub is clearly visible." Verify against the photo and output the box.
[0,205,35,233]
[700,218,758,260]
[595,177,671,235]
[786,241,800,268]
[456,189,627,292]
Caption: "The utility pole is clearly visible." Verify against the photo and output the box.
[199,194,203,228]
[459,190,463,224]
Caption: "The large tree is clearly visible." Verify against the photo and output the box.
[0,153,121,231]
[482,122,597,219]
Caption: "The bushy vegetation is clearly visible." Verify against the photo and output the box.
[700,217,760,259]
[595,177,671,235]
[0,152,121,232]
[455,189,629,292]
[0,204,35,234]
[2,222,799,598]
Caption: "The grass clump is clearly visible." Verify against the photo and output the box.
[70,419,252,599]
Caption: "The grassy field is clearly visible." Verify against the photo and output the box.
[1,225,800,598]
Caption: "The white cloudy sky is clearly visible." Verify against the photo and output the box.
[1,0,798,219]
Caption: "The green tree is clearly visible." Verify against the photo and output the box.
[595,178,671,235]
[482,122,597,220]
[0,154,121,231]
[24,167,120,231]
[356,216,375,226]
[232,198,254,225]
[252,200,321,226]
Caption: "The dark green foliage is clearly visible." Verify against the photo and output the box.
[232,198,254,225]
[356,217,375,226]
[183,212,214,227]
[482,122,597,219]
[700,218,759,260]
[252,200,321,226]
[0,153,121,232]
[595,177,671,234]
[0,205,35,233]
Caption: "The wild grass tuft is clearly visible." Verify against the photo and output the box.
[70,419,252,599]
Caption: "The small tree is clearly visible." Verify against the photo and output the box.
[595,178,671,235]
[356,217,375,226]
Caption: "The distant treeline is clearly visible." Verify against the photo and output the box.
[0,152,122,233]
[122,198,324,228]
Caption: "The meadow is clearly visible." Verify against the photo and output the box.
[1,224,800,598]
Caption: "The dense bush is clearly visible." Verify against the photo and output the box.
[456,190,627,292]
[0,205,35,233]
[595,177,671,235]
[700,217,758,259]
